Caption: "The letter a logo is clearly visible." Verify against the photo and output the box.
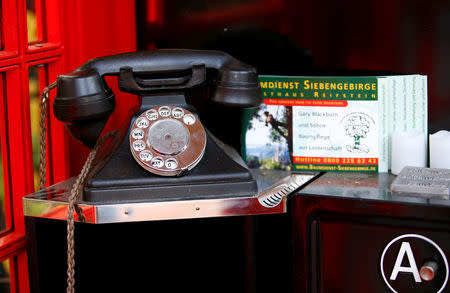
[389,242,421,282]
[380,234,449,293]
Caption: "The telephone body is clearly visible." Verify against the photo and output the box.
[53,49,261,202]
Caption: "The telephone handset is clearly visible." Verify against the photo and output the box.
[53,49,261,202]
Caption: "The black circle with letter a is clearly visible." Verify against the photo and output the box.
[380,234,448,293]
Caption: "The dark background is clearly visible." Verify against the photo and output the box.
[136,0,449,133]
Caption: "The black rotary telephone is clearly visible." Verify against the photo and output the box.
[52,49,261,202]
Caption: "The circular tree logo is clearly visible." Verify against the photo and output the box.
[344,113,373,153]
[380,234,449,293]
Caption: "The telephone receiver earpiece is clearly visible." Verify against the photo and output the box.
[53,49,261,148]
[53,70,115,148]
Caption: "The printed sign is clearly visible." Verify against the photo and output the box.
[243,75,427,173]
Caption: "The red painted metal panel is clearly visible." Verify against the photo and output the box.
[46,60,69,184]
[0,69,13,232]
[0,0,138,290]
[25,57,67,187]
[60,0,137,175]
[0,233,26,261]
[0,0,19,60]
[25,0,62,53]
[16,251,29,293]
[34,0,45,43]
[9,68,34,233]
[2,66,31,292]
[0,2,64,291]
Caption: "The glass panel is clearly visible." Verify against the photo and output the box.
[26,0,45,44]
[0,74,6,232]
[29,65,46,190]
[0,258,10,292]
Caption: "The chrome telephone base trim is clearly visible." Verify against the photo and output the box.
[23,171,319,224]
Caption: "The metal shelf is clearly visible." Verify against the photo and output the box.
[23,170,319,224]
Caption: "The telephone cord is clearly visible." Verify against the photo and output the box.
[38,84,117,293]
[39,82,57,190]
[66,131,116,293]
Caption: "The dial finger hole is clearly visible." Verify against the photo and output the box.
[165,158,178,169]
[139,150,153,162]
[158,106,171,117]
[172,107,184,119]
[133,140,146,151]
[151,157,164,168]
[183,114,196,125]
[132,128,145,139]
[136,117,149,128]
[146,109,158,120]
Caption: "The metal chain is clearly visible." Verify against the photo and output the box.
[39,82,57,190]
[66,131,116,293]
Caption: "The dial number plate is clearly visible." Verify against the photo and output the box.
[129,106,206,176]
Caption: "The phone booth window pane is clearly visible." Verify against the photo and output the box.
[0,259,10,292]
[26,0,45,44]
[29,65,47,190]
